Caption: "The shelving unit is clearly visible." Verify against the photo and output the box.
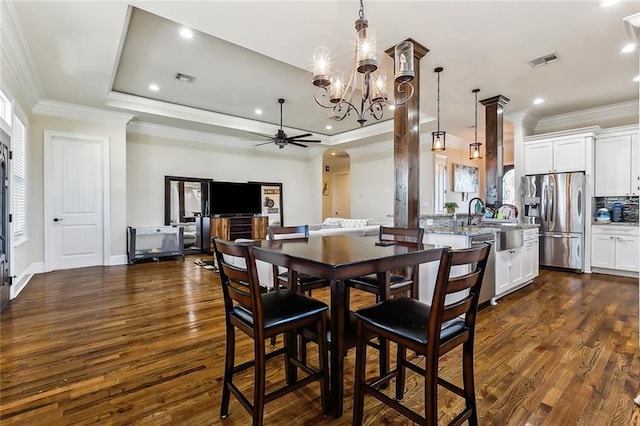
[209,216,269,249]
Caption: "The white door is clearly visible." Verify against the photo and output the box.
[44,131,109,271]
[332,172,350,218]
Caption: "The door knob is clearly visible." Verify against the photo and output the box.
[53,218,63,222]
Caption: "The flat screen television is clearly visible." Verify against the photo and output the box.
[209,181,262,216]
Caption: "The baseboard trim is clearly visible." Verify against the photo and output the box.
[11,262,44,299]
[110,255,128,266]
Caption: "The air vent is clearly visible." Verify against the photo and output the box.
[175,72,197,83]
[527,52,560,68]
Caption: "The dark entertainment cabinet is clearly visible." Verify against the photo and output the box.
[209,216,269,250]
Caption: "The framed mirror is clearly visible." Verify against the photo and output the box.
[164,176,211,251]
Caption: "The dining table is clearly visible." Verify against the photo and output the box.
[252,234,444,417]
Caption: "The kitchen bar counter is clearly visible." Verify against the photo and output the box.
[422,223,539,236]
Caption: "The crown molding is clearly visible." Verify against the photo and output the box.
[505,110,540,131]
[106,91,317,140]
[126,121,317,159]
[33,100,136,125]
[534,100,638,134]
[1,1,45,108]
[523,125,601,142]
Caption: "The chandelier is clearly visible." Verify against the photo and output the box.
[469,88,482,159]
[312,0,415,127]
[431,67,446,151]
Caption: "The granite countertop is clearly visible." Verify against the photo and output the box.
[422,223,539,236]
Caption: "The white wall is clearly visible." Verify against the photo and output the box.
[126,131,322,227]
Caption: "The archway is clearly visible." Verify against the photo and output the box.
[322,149,351,219]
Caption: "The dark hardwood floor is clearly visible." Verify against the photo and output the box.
[1,255,639,425]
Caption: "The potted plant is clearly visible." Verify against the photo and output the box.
[444,201,458,214]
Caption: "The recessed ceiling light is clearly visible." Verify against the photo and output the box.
[621,43,637,54]
[326,125,333,130]
[179,28,194,39]
[599,0,619,6]
[331,152,336,156]
[149,84,159,92]
[254,108,262,115]
[634,75,640,82]
[533,98,544,105]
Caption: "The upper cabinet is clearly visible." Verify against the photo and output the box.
[523,127,598,176]
[594,128,639,197]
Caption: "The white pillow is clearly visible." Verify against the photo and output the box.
[322,217,343,227]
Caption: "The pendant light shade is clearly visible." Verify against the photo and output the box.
[431,67,446,151]
[469,88,482,160]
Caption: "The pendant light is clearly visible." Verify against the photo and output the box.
[431,67,446,151]
[469,88,482,160]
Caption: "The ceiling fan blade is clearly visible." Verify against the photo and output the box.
[255,140,275,147]
[288,141,309,148]
[287,133,312,140]
[292,139,321,143]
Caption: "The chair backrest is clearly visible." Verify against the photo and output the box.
[268,225,310,240]
[212,237,265,327]
[428,243,491,356]
[379,226,424,245]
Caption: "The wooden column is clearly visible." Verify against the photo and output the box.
[386,39,429,228]
[479,95,509,207]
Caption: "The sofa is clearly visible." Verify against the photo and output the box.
[309,218,390,237]
[172,222,197,247]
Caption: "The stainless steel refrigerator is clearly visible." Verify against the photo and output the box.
[522,172,585,272]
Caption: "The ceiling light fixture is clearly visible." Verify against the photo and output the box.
[311,0,415,127]
[149,83,159,92]
[634,75,640,82]
[254,108,263,115]
[326,125,333,130]
[469,88,482,160]
[179,27,194,39]
[621,42,637,53]
[533,97,544,105]
[431,67,446,152]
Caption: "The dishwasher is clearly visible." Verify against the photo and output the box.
[470,233,496,305]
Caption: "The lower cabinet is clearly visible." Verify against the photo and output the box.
[495,247,524,297]
[591,225,639,273]
[522,237,539,282]
[209,216,269,250]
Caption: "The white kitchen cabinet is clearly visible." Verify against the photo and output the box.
[522,236,539,282]
[495,247,524,297]
[591,225,639,273]
[595,134,639,196]
[523,142,553,175]
[524,137,587,175]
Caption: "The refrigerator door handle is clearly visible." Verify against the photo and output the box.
[548,180,555,228]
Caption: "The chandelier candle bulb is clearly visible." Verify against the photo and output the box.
[394,41,415,82]
[356,27,377,73]
[312,46,331,87]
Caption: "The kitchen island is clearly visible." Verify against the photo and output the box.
[420,223,540,305]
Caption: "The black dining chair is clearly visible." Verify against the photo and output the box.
[352,243,491,426]
[212,237,330,425]
[268,225,330,295]
[347,226,425,302]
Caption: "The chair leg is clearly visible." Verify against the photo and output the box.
[253,338,266,426]
[395,344,406,401]
[352,320,367,426]
[318,312,330,416]
[462,339,478,425]
[378,336,389,380]
[220,323,235,419]
[283,330,298,385]
[424,356,439,426]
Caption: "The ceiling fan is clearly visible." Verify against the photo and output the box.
[254,98,321,149]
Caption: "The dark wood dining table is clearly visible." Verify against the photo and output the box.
[253,234,443,417]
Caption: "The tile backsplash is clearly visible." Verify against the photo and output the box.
[594,197,638,223]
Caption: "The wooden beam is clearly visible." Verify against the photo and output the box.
[386,39,429,228]
[479,95,509,207]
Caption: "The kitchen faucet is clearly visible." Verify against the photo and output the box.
[468,197,485,226]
